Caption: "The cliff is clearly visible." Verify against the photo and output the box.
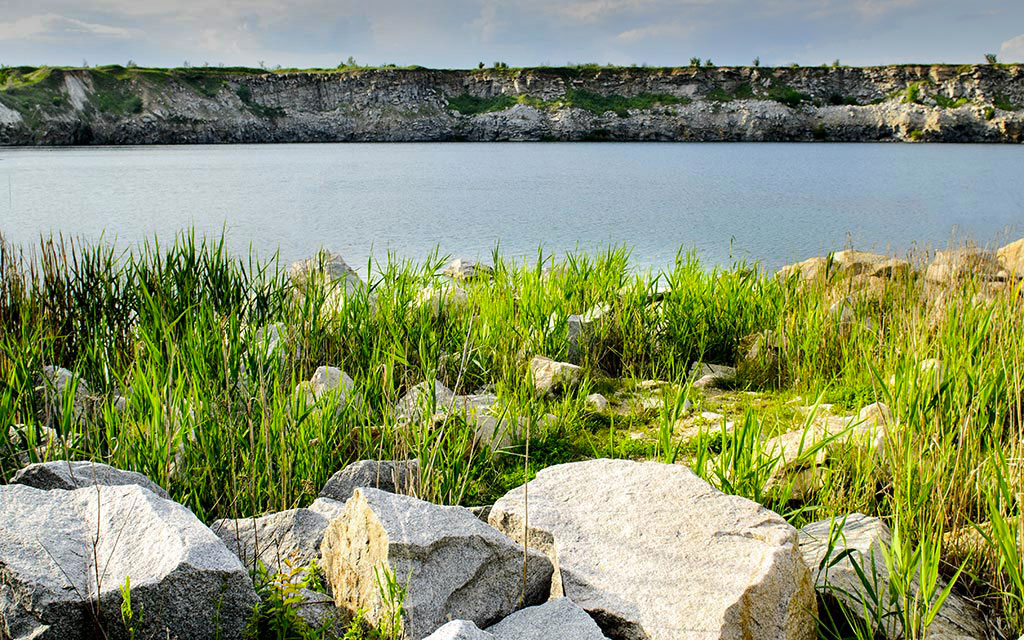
[1,64,1022,145]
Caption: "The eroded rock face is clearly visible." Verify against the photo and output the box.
[998,236,1024,275]
[11,460,168,499]
[486,598,608,640]
[319,459,421,502]
[0,483,258,640]
[798,513,987,640]
[488,459,817,640]
[211,508,332,578]
[320,488,553,640]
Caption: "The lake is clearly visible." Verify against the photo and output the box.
[0,142,1021,273]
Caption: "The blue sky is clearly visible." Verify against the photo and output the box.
[1,0,1022,69]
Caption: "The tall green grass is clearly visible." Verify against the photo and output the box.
[1,232,1022,638]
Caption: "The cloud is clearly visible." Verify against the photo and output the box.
[615,22,695,43]
[0,13,136,40]
[469,0,501,42]
[1001,33,1024,61]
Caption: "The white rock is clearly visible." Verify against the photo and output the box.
[416,283,470,317]
[799,513,986,640]
[320,488,553,640]
[7,423,62,465]
[289,250,363,295]
[309,365,360,410]
[12,460,168,499]
[925,248,1003,284]
[585,393,609,411]
[690,362,736,389]
[441,258,493,281]
[529,356,582,396]
[485,597,607,640]
[488,459,816,640]
[424,620,494,640]
[395,380,455,423]
[40,365,89,421]
[998,236,1024,276]
[0,484,258,639]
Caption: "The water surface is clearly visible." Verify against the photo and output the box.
[1,143,1021,272]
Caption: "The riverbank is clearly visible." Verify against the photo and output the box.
[1,234,1023,639]
[1,64,1023,144]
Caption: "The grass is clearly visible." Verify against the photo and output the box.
[1,233,1023,639]
[446,89,691,117]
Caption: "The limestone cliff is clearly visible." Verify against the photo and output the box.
[1,64,1022,144]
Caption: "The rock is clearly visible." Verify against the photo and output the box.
[11,460,168,499]
[529,356,582,396]
[289,250,363,296]
[777,256,831,281]
[320,488,553,640]
[6,423,62,465]
[488,459,816,640]
[319,459,421,502]
[0,483,259,640]
[485,598,607,640]
[779,252,911,283]
[690,362,736,389]
[585,393,609,411]
[451,394,518,450]
[799,513,987,640]
[39,365,89,421]
[292,588,349,635]
[416,283,470,317]
[306,365,360,411]
[998,236,1024,276]
[424,620,494,640]
[468,505,492,521]
[211,507,332,578]
[395,380,455,423]
[251,322,287,359]
[442,258,493,281]
[308,496,347,519]
[925,247,1003,284]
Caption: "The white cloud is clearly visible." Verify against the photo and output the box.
[0,13,136,40]
[1001,33,1024,62]
[469,0,501,42]
[615,22,694,43]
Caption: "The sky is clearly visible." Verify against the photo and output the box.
[1,0,1022,70]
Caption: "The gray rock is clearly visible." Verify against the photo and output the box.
[451,394,519,450]
[11,460,168,499]
[395,380,455,423]
[39,365,89,421]
[289,250,363,295]
[308,496,347,519]
[415,283,470,317]
[798,513,987,640]
[488,459,816,640]
[0,483,258,640]
[485,598,607,640]
[549,303,611,364]
[585,393,610,411]
[310,366,357,403]
[424,620,494,640]
[211,508,331,578]
[319,459,420,503]
[320,488,553,640]
[292,588,349,635]
[6,424,62,466]
[689,362,737,389]
[529,356,582,397]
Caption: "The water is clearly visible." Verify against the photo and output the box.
[1,142,1021,273]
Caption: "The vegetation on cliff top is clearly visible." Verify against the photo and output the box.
[1,231,1024,638]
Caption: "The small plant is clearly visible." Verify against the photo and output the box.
[689,57,701,67]
[752,56,760,67]
[373,565,408,640]
[985,53,998,64]
[120,576,144,640]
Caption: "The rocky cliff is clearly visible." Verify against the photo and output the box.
[1,64,1022,144]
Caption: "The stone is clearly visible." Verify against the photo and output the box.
[319,459,421,502]
[777,256,831,281]
[564,304,612,364]
[998,236,1024,276]
[308,365,360,411]
[416,283,470,317]
[451,394,519,450]
[488,459,816,640]
[441,258,493,281]
[211,507,332,578]
[395,380,455,423]
[424,620,494,640]
[690,362,736,389]
[39,365,89,422]
[321,488,553,640]
[252,322,287,358]
[585,393,609,411]
[924,247,1003,284]
[289,250,363,296]
[11,460,168,499]
[799,513,987,640]
[485,598,607,640]
[529,356,582,396]
[0,483,258,640]
[6,423,62,466]
[308,496,347,519]
[292,588,349,635]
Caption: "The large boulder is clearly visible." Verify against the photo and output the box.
[924,247,1003,284]
[798,513,987,640]
[441,258,493,281]
[486,598,607,640]
[11,460,168,499]
[529,356,582,397]
[288,250,363,296]
[0,483,258,640]
[424,620,494,640]
[320,488,553,640]
[488,459,816,640]
[998,236,1024,276]
[319,459,421,503]
[211,507,335,578]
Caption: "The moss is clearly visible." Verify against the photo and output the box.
[178,72,224,98]
[447,90,690,117]
[933,94,968,108]
[446,93,517,115]
[766,83,811,107]
[984,106,996,120]
[909,129,924,141]
[993,95,1022,111]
